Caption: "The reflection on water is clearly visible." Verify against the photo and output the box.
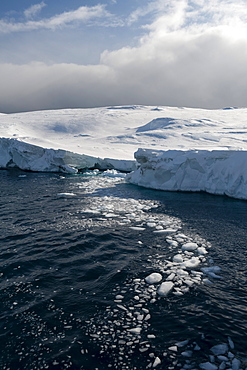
[0,169,246,369]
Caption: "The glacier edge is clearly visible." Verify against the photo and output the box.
[127,148,247,200]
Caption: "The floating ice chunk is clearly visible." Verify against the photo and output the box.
[217,355,228,362]
[173,254,184,263]
[167,273,175,281]
[202,266,221,274]
[182,242,198,251]
[219,362,226,370]
[202,266,222,279]
[147,222,156,227]
[199,362,218,370]
[167,240,178,247]
[181,350,193,357]
[153,357,161,367]
[176,340,189,347]
[182,257,200,269]
[210,343,228,355]
[145,273,163,284]
[57,192,76,197]
[197,246,208,255]
[168,346,177,352]
[128,327,142,335]
[184,279,194,287]
[232,358,241,370]
[115,295,124,300]
[176,269,189,276]
[105,213,118,218]
[129,227,146,231]
[157,281,174,296]
[228,336,234,349]
[155,225,164,230]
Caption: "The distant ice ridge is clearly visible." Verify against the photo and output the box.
[0,138,135,173]
[127,148,247,200]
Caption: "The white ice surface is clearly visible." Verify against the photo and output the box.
[128,148,247,200]
[1,105,247,198]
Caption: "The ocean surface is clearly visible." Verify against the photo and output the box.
[0,169,246,370]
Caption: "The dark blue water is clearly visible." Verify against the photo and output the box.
[0,169,247,370]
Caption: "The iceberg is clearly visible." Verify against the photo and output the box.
[127,148,247,200]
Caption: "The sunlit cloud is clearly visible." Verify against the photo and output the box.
[0,4,112,33]
[1,0,247,112]
[24,2,47,19]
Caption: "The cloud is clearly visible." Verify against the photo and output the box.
[0,4,112,33]
[1,0,247,112]
[24,2,46,19]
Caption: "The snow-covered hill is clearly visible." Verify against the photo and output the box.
[0,105,247,199]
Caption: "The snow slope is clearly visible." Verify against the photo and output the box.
[0,105,247,198]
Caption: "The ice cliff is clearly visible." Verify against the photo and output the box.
[0,138,135,173]
[127,148,247,200]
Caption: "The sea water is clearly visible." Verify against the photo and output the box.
[0,169,246,369]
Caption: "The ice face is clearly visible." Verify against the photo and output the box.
[127,148,247,200]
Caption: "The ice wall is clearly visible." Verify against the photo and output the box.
[127,148,247,200]
[0,138,135,173]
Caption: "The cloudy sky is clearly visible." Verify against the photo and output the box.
[1,0,247,113]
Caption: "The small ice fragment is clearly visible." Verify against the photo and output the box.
[182,257,200,269]
[155,225,163,230]
[228,337,234,349]
[105,213,118,218]
[219,362,226,370]
[228,351,234,359]
[176,269,189,276]
[199,362,218,370]
[147,334,156,339]
[115,295,124,300]
[168,346,177,352]
[181,351,193,357]
[184,279,194,287]
[203,278,213,284]
[157,281,174,296]
[181,242,198,251]
[117,304,127,311]
[176,340,189,347]
[173,254,184,263]
[201,266,221,274]
[194,344,201,351]
[217,355,228,362]
[128,327,142,335]
[57,192,76,197]
[153,357,161,367]
[232,358,241,370]
[167,240,178,247]
[145,273,163,284]
[130,227,146,231]
[166,273,175,281]
[147,222,156,227]
[197,247,208,255]
[210,343,228,355]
